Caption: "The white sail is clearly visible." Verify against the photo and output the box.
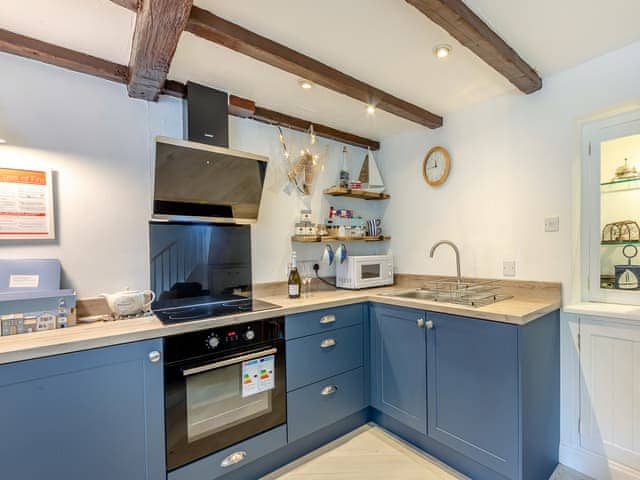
[364,148,385,192]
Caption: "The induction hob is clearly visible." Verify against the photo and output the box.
[153,297,281,324]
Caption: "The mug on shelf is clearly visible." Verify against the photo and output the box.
[366,219,382,237]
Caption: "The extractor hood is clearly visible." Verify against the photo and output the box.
[153,83,268,224]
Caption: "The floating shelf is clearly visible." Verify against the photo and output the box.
[601,241,640,246]
[323,187,390,200]
[601,177,640,193]
[292,235,391,243]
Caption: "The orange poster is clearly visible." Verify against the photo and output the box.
[0,167,54,239]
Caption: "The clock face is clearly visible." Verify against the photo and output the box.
[423,147,451,186]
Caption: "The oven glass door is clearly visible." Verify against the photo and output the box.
[165,341,286,470]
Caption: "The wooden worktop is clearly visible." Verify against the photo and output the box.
[0,276,560,365]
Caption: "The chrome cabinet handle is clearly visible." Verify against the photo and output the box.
[148,351,161,363]
[416,318,425,328]
[220,451,247,468]
[320,314,336,324]
[321,385,338,396]
[320,338,337,348]
[425,320,434,330]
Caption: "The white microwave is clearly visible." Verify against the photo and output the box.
[336,254,394,290]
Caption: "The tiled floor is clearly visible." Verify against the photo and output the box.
[262,424,593,480]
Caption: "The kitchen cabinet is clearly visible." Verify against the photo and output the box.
[0,339,165,480]
[426,312,519,478]
[370,303,427,434]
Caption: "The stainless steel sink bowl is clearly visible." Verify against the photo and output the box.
[381,279,513,307]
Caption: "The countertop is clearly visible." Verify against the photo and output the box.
[0,280,561,365]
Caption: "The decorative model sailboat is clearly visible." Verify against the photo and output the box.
[358,148,385,193]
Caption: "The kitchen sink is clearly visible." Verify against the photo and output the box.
[382,278,513,307]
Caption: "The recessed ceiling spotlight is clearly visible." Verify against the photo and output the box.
[366,105,376,115]
[298,79,313,90]
[433,44,452,60]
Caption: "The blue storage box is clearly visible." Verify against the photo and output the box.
[0,259,62,293]
[0,289,76,335]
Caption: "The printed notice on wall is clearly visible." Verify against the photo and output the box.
[0,168,54,240]
[242,355,275,398]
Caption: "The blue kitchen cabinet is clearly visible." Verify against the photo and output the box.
[426,312,519,479]
[0,339,165,480]
[370,303,427,434]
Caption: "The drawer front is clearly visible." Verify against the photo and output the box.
[285,303,364,340]
[286,324,364,391]
[167,425,286,480]
[287,367,365,443]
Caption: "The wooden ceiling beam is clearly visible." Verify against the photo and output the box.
[229,95,380,150]
[405,0,541,94]
[185,6,442,129]
[0,28,128,83]
[127,0,193,101]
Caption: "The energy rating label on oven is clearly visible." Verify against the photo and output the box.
[242,355,275,398]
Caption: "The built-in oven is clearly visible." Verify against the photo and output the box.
[164,317,286,471]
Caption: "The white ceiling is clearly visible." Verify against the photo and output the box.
[2,0,640,139]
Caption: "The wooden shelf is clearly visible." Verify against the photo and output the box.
[292,235,391,243]
[323,187,390,200]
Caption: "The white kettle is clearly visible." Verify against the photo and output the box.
[101,289,155,318]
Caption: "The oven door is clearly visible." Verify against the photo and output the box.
[165,340,286,471]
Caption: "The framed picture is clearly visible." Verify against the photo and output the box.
[0,167,55,240]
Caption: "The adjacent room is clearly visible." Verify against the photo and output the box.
[1,1,640,479]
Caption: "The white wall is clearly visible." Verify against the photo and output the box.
[0,52,386,296]
[378,39,640,296]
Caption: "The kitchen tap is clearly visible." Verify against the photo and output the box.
[429,240,461,287]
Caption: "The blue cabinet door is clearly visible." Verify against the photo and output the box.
[370,304,427,434]
[426,312,518,479]
[0,339,165,480]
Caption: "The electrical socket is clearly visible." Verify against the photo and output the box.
[545,216,560,232]
[503,260,516,277]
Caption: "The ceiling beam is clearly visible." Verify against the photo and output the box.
[127,0,193,100]
[229,95,380,150]
[405,0,541,94]
[185,6,442,129]
[0,28,128,83]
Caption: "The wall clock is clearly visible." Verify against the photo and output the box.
[422,146,451,186]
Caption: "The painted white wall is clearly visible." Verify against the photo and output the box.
[378,39,640,297]
[0,52,386,297]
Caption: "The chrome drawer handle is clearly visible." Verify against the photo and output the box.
[320,314,336,324]
[221,451,247,468]
[425,320,434,330]
[148,351,161,363]
[321,385,338,396]
[416,318,425,328]
[320,338,337,348]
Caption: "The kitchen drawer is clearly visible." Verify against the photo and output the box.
[287,367,365,443]
[286,324,364,391]
[285,303,364,340]
[167,425,286,480]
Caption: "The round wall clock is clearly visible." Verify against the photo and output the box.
[422,146,451,186]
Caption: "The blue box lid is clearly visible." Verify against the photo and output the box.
[0,259,61,293]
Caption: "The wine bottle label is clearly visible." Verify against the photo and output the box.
[288,284,300,296]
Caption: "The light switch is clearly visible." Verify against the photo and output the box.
[503,260,516,277]
[545,216,560,232]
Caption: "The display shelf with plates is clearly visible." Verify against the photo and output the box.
[291,235,390,243]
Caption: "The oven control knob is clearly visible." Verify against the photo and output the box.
[244,329,255,341]
[207,334,220,349]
